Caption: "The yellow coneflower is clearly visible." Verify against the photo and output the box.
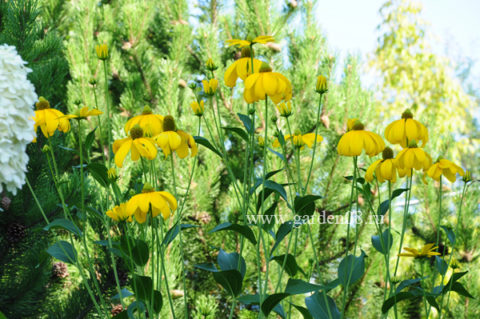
[190,100,205,117]
[205,58,217,71]
[365,147,398,183]
[32,97,70,142]
[426,158,464,183]
[154,115,197,158]
[273,132,322,149]
[244,62,292,104]
[126,183,177,223]
[95,43,108,60]
[106,203,133,222]
[113,125,157,168]
[384,109,428,148]
[394,140,432,172]
[315,75,328,94]
[124,106,164,137]
[337,119,385,157]
[64,106,103,120]
[276,101,292,117]
[398,243,441,258]
[202,79,218,95]
[224,47,262,88]
[226,35,275,48]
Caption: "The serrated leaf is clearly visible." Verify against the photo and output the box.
[210,222,256,245]
[194,136,222,157]
[47,240,77,264]
[44,218,82,236]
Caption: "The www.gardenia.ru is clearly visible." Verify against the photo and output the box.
[246,211,384,225]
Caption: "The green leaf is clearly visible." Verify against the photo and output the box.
[290,303,313,319]
[435,256,448,276]
[194,136,222,157]
[0,310,7,319]
[112,288,134,301]
[265,180,288,201]
[270,221,294,255]
[382,292,415,313]
[377,200,390,215]
[127,301,146,318]
[261,293,290,317]
[47,240,77,264]
[44,218,82,236]
[194,263,217,272]
[426,295,440,311]
[237,294,259,304]
[443,271,469,291]
[449,282,474,298]
[441,225,456,245]
[223,126,248,142]
[338,251,366,287]
[391,188,409,199]
[213,270,243,297]
[262,201,278,231]
[268,147,285,161]
[395,277,424,294]
[85,128,97,151]
[132,275,153,301]
[237,113,253,133]
[294,194,322,216]
[371,229,393,254]
[112,310,128,319]
[152,290,163,313]
[217,249,246,278]
[87,162,109,187]
[162,223,198,246]
[210,222,257,245]
[284,279,323,295]
[120,237,149,267]
[271,254,305,277]
[305,291,341,319]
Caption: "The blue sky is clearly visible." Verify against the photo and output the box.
[315,0,480,87]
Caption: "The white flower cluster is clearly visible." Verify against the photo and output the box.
[0,44,37,195]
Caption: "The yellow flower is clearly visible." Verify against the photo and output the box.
[124,106,164,137]
[426,158,464,183]
[206,58,217,71]
[95,43,108,60]
[273,132,322,149]
[463,170,472,183]
[244,62,292,104]
[64,106,103,120]
[154,115,197,158]
[176,130,198,158]
[398,243,441,258]
[394,140,432,172]
[107,167,117,180]
[315,75,328,94]
[224,47,262,88]
[257,135,265,147]
[226,35,275,48]
[113,125,157,168]
[337,119,385,157]
[126,183,177,223]
[384,109,428,148]
[32,97,70,142]
[276,101,292,117]
[202,79,218,95]
[190,100,205,116]
[106,203,133,222]
[365,147,398,183]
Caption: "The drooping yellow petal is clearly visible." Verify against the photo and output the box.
[114,140,132,168]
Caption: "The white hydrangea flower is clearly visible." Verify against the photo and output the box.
[0,44,37,195]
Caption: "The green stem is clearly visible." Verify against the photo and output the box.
[159,218,177,319]
[304,93,324,191]
[25,177,50,224]
[102,60,112,161]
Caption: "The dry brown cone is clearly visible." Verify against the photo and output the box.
[111,304,124,316]
[52,262,69,279]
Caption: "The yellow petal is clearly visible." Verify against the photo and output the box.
[114,140,132,168]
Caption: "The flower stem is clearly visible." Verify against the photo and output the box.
[304,93,324,191]
[102,60,112,161]
[25,177,50,224]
